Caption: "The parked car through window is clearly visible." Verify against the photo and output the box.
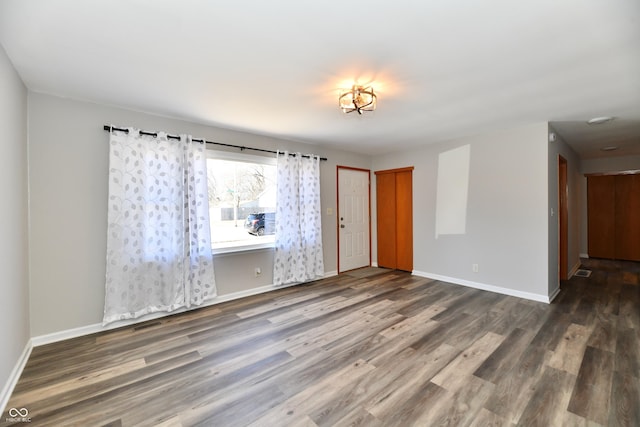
[244,212,275,236]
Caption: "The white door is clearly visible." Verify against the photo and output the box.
[338,167,370,272]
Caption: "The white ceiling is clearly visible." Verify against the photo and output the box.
[1,0,639,157]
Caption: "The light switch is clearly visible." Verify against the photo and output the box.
[326,208,333,215]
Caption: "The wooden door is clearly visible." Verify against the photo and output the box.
[558,156,568,280]
[587,173,640,261]
[395,170,413,272]
[615,174,640,261]
[375,167,413,272]
[587,175,615,259]
[338,167,371,272]
[376,172,397,269]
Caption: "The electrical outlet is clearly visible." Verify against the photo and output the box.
[254,267,262,277]
[472,264,479,273]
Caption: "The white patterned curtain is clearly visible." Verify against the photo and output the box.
[273,151,324,285]
[103,128,216,324]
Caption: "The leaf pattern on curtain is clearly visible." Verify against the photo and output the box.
[273,151,324,285]
[103,128,216,325]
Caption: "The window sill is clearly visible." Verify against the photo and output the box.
[211,239,275,255]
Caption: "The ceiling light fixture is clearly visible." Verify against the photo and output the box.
[339,85,377,115]
[587,116,614,125]
[600,146,619,152]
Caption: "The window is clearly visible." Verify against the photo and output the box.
[206,151,277,252]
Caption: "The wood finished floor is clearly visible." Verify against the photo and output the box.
[3,259,639,427]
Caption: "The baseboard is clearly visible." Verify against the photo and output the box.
[1,339,32,414]
[569,260,581,278]
[548,286,561,303]
[371,261,378,267]
[579,253,589,259]
[32,272,338,347]
[31,322,106,347]
[412,270,553,303]
[323,270,338,278]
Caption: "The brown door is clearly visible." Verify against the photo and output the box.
[376,172,397,269]
[587,173,640,261]
[559,156,568,281]
[375,167,413,271]
[395,170,413,271]
[588,175,616,259]
[615,174,640,261]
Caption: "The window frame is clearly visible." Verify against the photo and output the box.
[205,149,277,255]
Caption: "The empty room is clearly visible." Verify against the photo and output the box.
[1,1,639,426]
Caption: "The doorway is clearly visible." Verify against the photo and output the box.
[337,166,371,272]
[558,156,568,280]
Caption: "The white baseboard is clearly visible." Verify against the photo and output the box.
[31,322,107,347]
[412,270,554,303]
[323,270,338,278]
[371,261,378,267]
[32,272,338,347]
[579,253,589,259]
[548,286,561,303]
[569,261,581,278]
[1,339,32,414]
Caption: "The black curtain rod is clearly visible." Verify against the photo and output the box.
[103,125,327,161]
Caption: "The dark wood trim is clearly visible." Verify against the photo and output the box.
[584,169,640,177]
[374,166,415,175]
[336,166,340,271]
[338,166,371,173]
[558,156,568,281]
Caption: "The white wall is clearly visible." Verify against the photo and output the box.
[0,45,30,406]
[548,126,582,294]
[372,122,550,300]
[25,91,566,336]
[579,155,640,255]
[582,155,640,175]
[27,92,371,337]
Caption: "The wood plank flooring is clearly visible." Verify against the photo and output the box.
[3,259,639,426]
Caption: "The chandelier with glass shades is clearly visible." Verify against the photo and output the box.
[339,85,377,114]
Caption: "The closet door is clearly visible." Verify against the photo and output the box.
[375,167,413,271]
[395,170,413,272]
[587,175,615,259]
[587,173,640,262]
[615,174,640,261]
[376,172,397,269]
